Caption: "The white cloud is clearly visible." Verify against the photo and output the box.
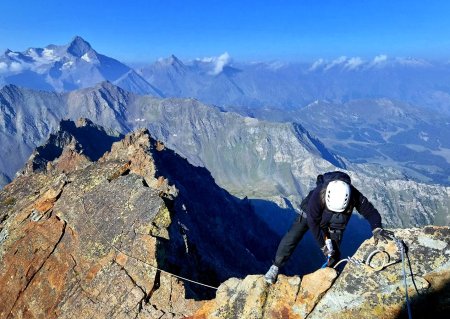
[199,57,214,63]
[0,62,7,73]
[200,52,231,75]
[309,58,325,71]
[395,57,430,67]
[324,56,348,70]
[212,52,231,75]
[345,57,364,70]
[9,62,24,72]
[373,54,388,64]
[267,61,285,71]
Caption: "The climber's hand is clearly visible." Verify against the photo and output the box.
[372,228,395,245]
[321,244,334,257]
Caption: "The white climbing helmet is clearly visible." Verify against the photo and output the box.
[325,180,351,212]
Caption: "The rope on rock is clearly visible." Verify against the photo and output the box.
[396,237,412,319]
[332,247,399,271]
[79,198,219,290]
[329,236,412,319]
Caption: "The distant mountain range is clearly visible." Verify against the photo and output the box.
[0,36,161,95]
[2,37,450,114]
[0,83,448,233]
[1,37,450,186]
[138,53,450,184]
[137,53,450,115]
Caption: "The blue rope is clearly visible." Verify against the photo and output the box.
[321,256,330,268]
[396,238,412,319]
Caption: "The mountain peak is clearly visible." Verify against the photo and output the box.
[66,36,93,57]
[157,54,185,68]
[94,81,129,95]
[169,54,182,63]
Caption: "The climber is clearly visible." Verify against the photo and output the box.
[264,171,394,284]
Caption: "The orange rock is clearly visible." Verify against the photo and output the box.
[0,215,66,318]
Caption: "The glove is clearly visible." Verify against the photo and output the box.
[321,241,334,257]
[372,228,395,245]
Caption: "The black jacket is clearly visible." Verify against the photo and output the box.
[306,184,382,248]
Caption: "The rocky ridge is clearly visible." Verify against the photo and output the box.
[191,226,450,319]
[0,120,280,318]
[0,120,449,318]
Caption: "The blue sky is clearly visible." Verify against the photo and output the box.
[1,0,449,63]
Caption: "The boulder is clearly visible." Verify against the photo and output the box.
[190,226,450,319]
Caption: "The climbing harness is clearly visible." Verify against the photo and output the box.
[324,234,412,319]
[79,198,219,290]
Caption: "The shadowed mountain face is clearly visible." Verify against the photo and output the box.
[0,85,66,182]
[0,82,341,197]
[0,84,449,235]
[25,118,123,173]
[0,120,283,317]
[227,98,450,185]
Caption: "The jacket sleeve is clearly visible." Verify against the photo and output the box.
[306,187,325,248]
[352,186,382,230]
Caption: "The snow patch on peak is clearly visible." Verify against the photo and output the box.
[62,61,74,70]
[42,48,58,61]
[419,131,429,142]
[81,53,91,63]
[6,51,19,59]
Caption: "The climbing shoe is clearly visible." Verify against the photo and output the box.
[264,265,279,284]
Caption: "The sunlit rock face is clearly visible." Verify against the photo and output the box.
[0,120,279,318]
[191,226,450,319]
